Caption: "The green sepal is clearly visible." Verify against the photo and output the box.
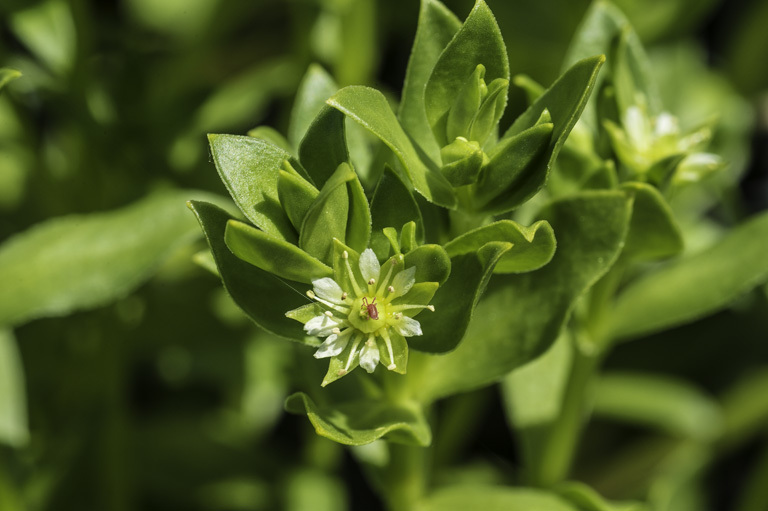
[398,0,462,163]
[298,104,349,188]
[393,282,440,318]
[208,134,298,242]
[446,64,487,143]
[382,227,401,255]
[444,219,556,274]
[285,392,431,446]
[225,219,333,284]
[440,137,485,187]
[322,335,361,386]
[404,244,451,285]
[277,165,320,231]
[425,0,509,147]
[370,166,424,260]
[472,122,554,212]
[621,182,683,261]
[344,165,372,254]
[285,303,325,324]
[409,241,511,353]
[188,200,317,343]
[328,85,456,208]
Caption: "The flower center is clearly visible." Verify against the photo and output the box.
[348,295,387,334]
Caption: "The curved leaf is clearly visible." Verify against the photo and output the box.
[609,210,768,340]
[289,64,338,147]
[0,190,218,328]
[424,0,509,147]
[555,481,648,511]
[298,105,349,188]
[0,68,21,91]
[621,182,683,261]
[445,220,556,274]
[410,241,511,353]
[370,166,424,259]
[188,200,317,344]
[285,392,431,446]
[413,191,631,401]
[208,134,296,242]
[225,220,333,284]
[327,85,456,208]
[0,330,27,447]
[398,0,461,163]
[404,244,451,285]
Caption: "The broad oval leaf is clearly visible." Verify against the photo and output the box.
[0,190,219,328]
[608,210,768,340]
[208,134,297,242]
[410,241,511,353]
[398,0,461,163]
[412,191,631,402]
[424,0,509,147]
[327,85,456,208]
[404,244,451,285]
[188,200,318,344]
[285,392,431,446]
[225,220,333,284]
[445,220,556,274]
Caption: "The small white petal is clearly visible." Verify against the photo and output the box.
[654,112,678,137]
[314,334,349,358]
[358,249,381,283]
[312,278,346,304]
[304,314,341,336]
[389,266,416,298]
[359,341,380,373]
[393,316,422,337]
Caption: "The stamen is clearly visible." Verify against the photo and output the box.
[344,256,363,296]
[341,292,348,300]
[308,293,351,314]
[324,311,333,317]
[342,251,349,259]
[376,259,396,294]
[306,290,315,299]
[379,329,396,371]
[368,278,375,286]
[387,285,395,294]
[389,304,435,313]
[332,328,341,334]
[427,305,435,311]
[344,335,363,371]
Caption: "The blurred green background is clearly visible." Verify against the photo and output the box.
[1,0,767,509]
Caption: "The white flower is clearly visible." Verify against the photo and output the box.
[289,247,436,385]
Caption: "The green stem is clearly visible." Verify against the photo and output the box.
[381,442,429,511]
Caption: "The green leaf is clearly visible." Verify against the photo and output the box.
[0,68,21,91]
[398,0,461,163]
[0,330,28,447]
[488,56,605,213]
[404,244,451,285]
[556,481,649,511]
[247,126,294,155]
[10,0,76,75]
[370,166,424,259]
[327,85,456,208]
[0,190,217,328]
[472,122,553,212]
[621,182,683,261]
[208,134,297,242]
[289,64,338,148]
[285,392,431,446]
[413,191,631,401]
[421,486,579,511]
[344,166,372,254]
[277,168,320,231]
[298,105,349,188]
[444,219,556,273]
[410,242,511,353]
[593,372,722,442]
[225,220,333,284]
[563,2,658,129]
[424,0,509,147]
[188,200,317,344]
[608,210,768,340]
